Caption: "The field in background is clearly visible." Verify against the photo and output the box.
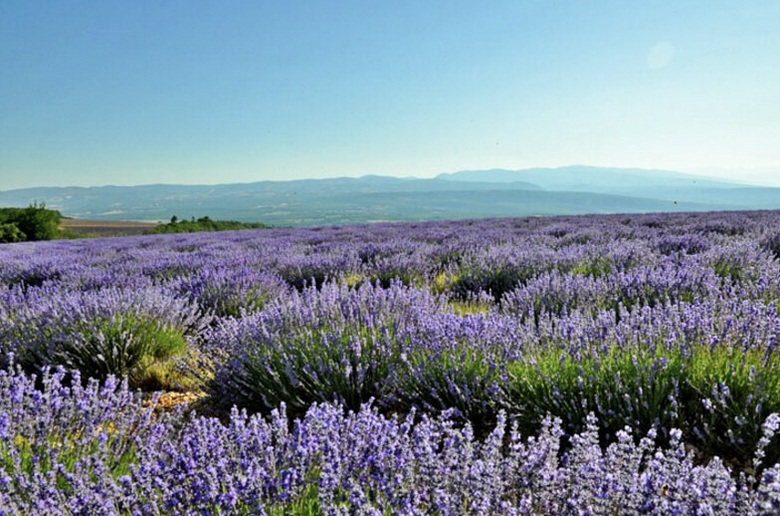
[60,218,159,237]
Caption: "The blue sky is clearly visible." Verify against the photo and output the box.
[2,0,779,189]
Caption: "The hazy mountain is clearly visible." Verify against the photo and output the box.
[1,167,778,227]
[435,166,780,213]
[437,166,745,191]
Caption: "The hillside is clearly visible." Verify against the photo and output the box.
[1,167,778,226]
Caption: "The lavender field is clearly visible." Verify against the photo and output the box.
[3,210,780,514]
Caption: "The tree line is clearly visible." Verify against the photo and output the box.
[0,207,270,243]
[143,215,270,235]
[0,203,62,243]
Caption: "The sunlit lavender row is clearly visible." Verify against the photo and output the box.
[3,210,780,513]
[2,366,780,515]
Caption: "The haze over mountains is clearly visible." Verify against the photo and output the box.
[1,166,778,227]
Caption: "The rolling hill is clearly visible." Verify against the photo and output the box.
[1,167,778,226]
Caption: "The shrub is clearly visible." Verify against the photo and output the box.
[170,266,289,318]
[143,215,270,235]
[657,234,711,255]
[0,202,62,241]
[391,345,502,436]
[0,222,25,243]
[451,263,532,301]
[0,366,155,507]
[760,231,780,261]
[206,282,443,418]
[500,270,611,322]
[681,344,780,468]
[503,345,685,446]
[277,254,352,291]
[0,286,209,388]
[502,342,780,468]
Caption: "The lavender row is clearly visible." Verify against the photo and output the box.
[5,272,780,457]
[0,211,778,303]
[202,280,780,465]
[3,365,780,515]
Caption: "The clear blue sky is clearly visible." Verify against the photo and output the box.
[2,0,779,190]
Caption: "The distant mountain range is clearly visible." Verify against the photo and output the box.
[1,166,778,227]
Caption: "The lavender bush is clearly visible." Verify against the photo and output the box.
[169,265,290,318]
[206,281,447,418]
[0,285,209,388]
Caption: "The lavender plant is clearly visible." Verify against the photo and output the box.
[169,265,290,318]
[0,365,159,515]
[681,344,780,468]
[0,286,209,388]
[503,344,686,446]
[392,344,502,436]
[503,341,780,469]
[760,231,780,261]
[206,282,445,418]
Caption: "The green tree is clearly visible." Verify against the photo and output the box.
[0,202,62,241]
[0,222,25,243]
[22,202,61,240]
